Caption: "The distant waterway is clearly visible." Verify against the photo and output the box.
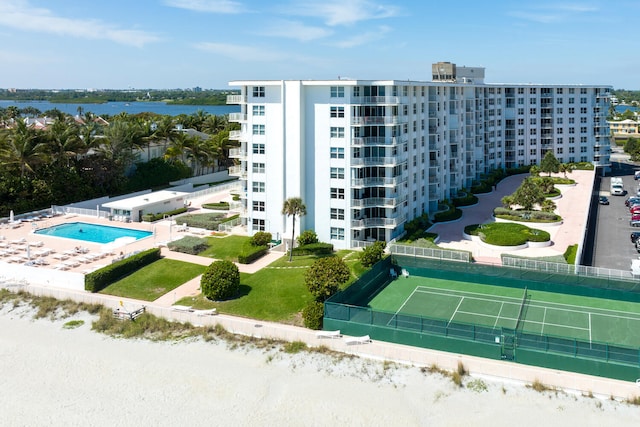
[0,100,240,117]
[614,105,638,113]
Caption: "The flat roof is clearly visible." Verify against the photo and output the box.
[102,190,189,210]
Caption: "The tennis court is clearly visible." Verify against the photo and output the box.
[370,279,640,349]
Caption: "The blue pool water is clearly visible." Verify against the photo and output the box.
[35,222,152,244]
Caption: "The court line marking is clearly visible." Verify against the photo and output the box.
[386,287,420,327]
[494,302,505,329]
[589,312,592,344]
[541,307,547,336]
[413,285,640,322]
[448,296,464,326]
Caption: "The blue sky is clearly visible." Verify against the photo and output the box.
[0,0,637,89]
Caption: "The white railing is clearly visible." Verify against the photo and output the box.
[502,256,637,282]
[389,243,471,263]
[52,205,110,219]
[218,216,243,232]
[226,94,246,104]
[228,113,247,122]
[185,181,243,202]
[229,130,243,140]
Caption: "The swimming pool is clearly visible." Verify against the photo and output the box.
[35,222,152,244]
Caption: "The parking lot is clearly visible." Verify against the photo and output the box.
[590,153,640,270]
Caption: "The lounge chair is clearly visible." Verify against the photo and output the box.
[343,335,372,345]
[316,330,342,339]
[389,268,398,279]
[177,223,188,232]
[402,269,410,278]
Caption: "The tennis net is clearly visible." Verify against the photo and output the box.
[515,286,528,330]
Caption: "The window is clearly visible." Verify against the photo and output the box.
[556,108,563,114]
[569,88,575,94]
[568,98,575,104]
[569,107,575,114]
[556,88,563,95]
[252,105,265,116]
[330,188,345,199]
[330,86,345,98]
[252,201,265,212]
[529,108,536,115]
[517,108,524,115]
[330,208,344,220]
[557,147,563,154]
[556,128,563,134]
[330,127,345,138]
[580,117,587,124]
[556,98,563,104]
[530,149,537,156]
[252,86,265,97]
[580,127,587,134]
[252,182,265,193]
[330,106,345,118]
[252,143,265,154]
[556,117,563,124]
[580,107,587,114]
[580,97,587,104]
[330,227,345,240]
[529,98,537,105]
[530,118,537,125]
[252,124,265,135]
[252,219,265,231]
[330,167,345,179]
[252,162,265,173]
[330,147,344,159]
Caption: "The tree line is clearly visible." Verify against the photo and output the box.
[0,109,239,216]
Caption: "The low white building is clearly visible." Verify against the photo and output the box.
[102,190,189,222]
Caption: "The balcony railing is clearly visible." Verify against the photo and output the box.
[351,175,407,187]
[350,96,401,104]
[226,94,246,104]
[351,136,402,146]
[351,215,406,229]
[228,165,247,179]
[351,116,408,125]
[351,154,408,167]
[229,113,247,122]
[229,148,247,159]
[229,130,243,140]
[351,195,407,208]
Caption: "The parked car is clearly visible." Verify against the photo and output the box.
[631,232,640,243]
[632,213,640,222]
[636,240,640,252]
[599,196,610,205]
[625,196,640,207]
[632,219,640,227]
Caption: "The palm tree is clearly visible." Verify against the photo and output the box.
[0,120,45,177]
[282,197,307,262]
[46,118,83,167]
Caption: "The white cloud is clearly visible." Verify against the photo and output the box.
[285,0,399,26]
[333,25,391,48]
[509,3,598,24]
[164,0,246,14]
[259,20,333,42]
[0,0,160,47]
[193,42,288,62]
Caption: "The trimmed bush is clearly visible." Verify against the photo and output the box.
[493,207,561,222]
[238,242,268,264]
[403,214,432,241]
[433,206,462,222]
[178,212,228,230]
[141,207,188,222]
[202,201,230,210]
[452,192,478,207]
[297,230,319,246]
[291,242,334,256]
[167,236,209,255]
[201,260,240,301]
[360,241,386,267]
[85,248,161,293]
[305,256,350,302]
[250,231,272,247]
[302,301,325,330]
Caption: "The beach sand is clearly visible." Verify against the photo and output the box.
[1,305,639,427]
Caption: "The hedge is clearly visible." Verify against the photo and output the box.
[291,242,334,256]
[202,202,230,210]
[238,243,268,264]
[433,206,462,222]
[493,207,561,222]
[452,192,479,207]
[141,207,188,222]
[84,247,161,293]
[178,212,227,230]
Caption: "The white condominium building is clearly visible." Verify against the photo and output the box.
[227,63,611,249]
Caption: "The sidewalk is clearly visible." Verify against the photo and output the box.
[430,170,595,264]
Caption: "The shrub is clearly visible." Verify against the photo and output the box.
[564,244,578,264]
[433,206,462,222]
[238,241,268,264]
[359,241,386,267]
[403,214,432,241]
[291,242,334,256]
[452,192,478,207]
[85,248,161,292]
[141,207,188,222]
[302,301,325,330]
[201,260,240,301]
[297,229,319,246]
[167,236,209,255]
[250,231,272,247]
[305,256,350,301]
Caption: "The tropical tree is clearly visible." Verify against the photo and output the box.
[304,256,350,301]
[282,197,307,262]
[558,163,572,179]
[512,178,545,210]
[540,151,561,176]
[46,118,83,167]
[0,120,45,177]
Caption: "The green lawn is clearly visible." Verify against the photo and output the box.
[198,235,250,261]
[101,259,206,301]
[177,250,365,323]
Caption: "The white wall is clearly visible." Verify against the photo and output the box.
[0,262,85,291]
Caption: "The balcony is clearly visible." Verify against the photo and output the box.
[351,154,408,167]
[229,130,243,140]
[228,165,247,179]
[351,195,407,208]
[350,96,401,104]
[229,113,247,122]
[229,148,247,159]
[351,174,407,187]
[226,94,246,104]
[351,215,406,229]
[351,136,402,146]
[351,116,408,125]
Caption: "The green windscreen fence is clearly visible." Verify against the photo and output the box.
[325,256,640,380]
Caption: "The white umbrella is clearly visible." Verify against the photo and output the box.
[9,210,14,222]
[26,245,30,260]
